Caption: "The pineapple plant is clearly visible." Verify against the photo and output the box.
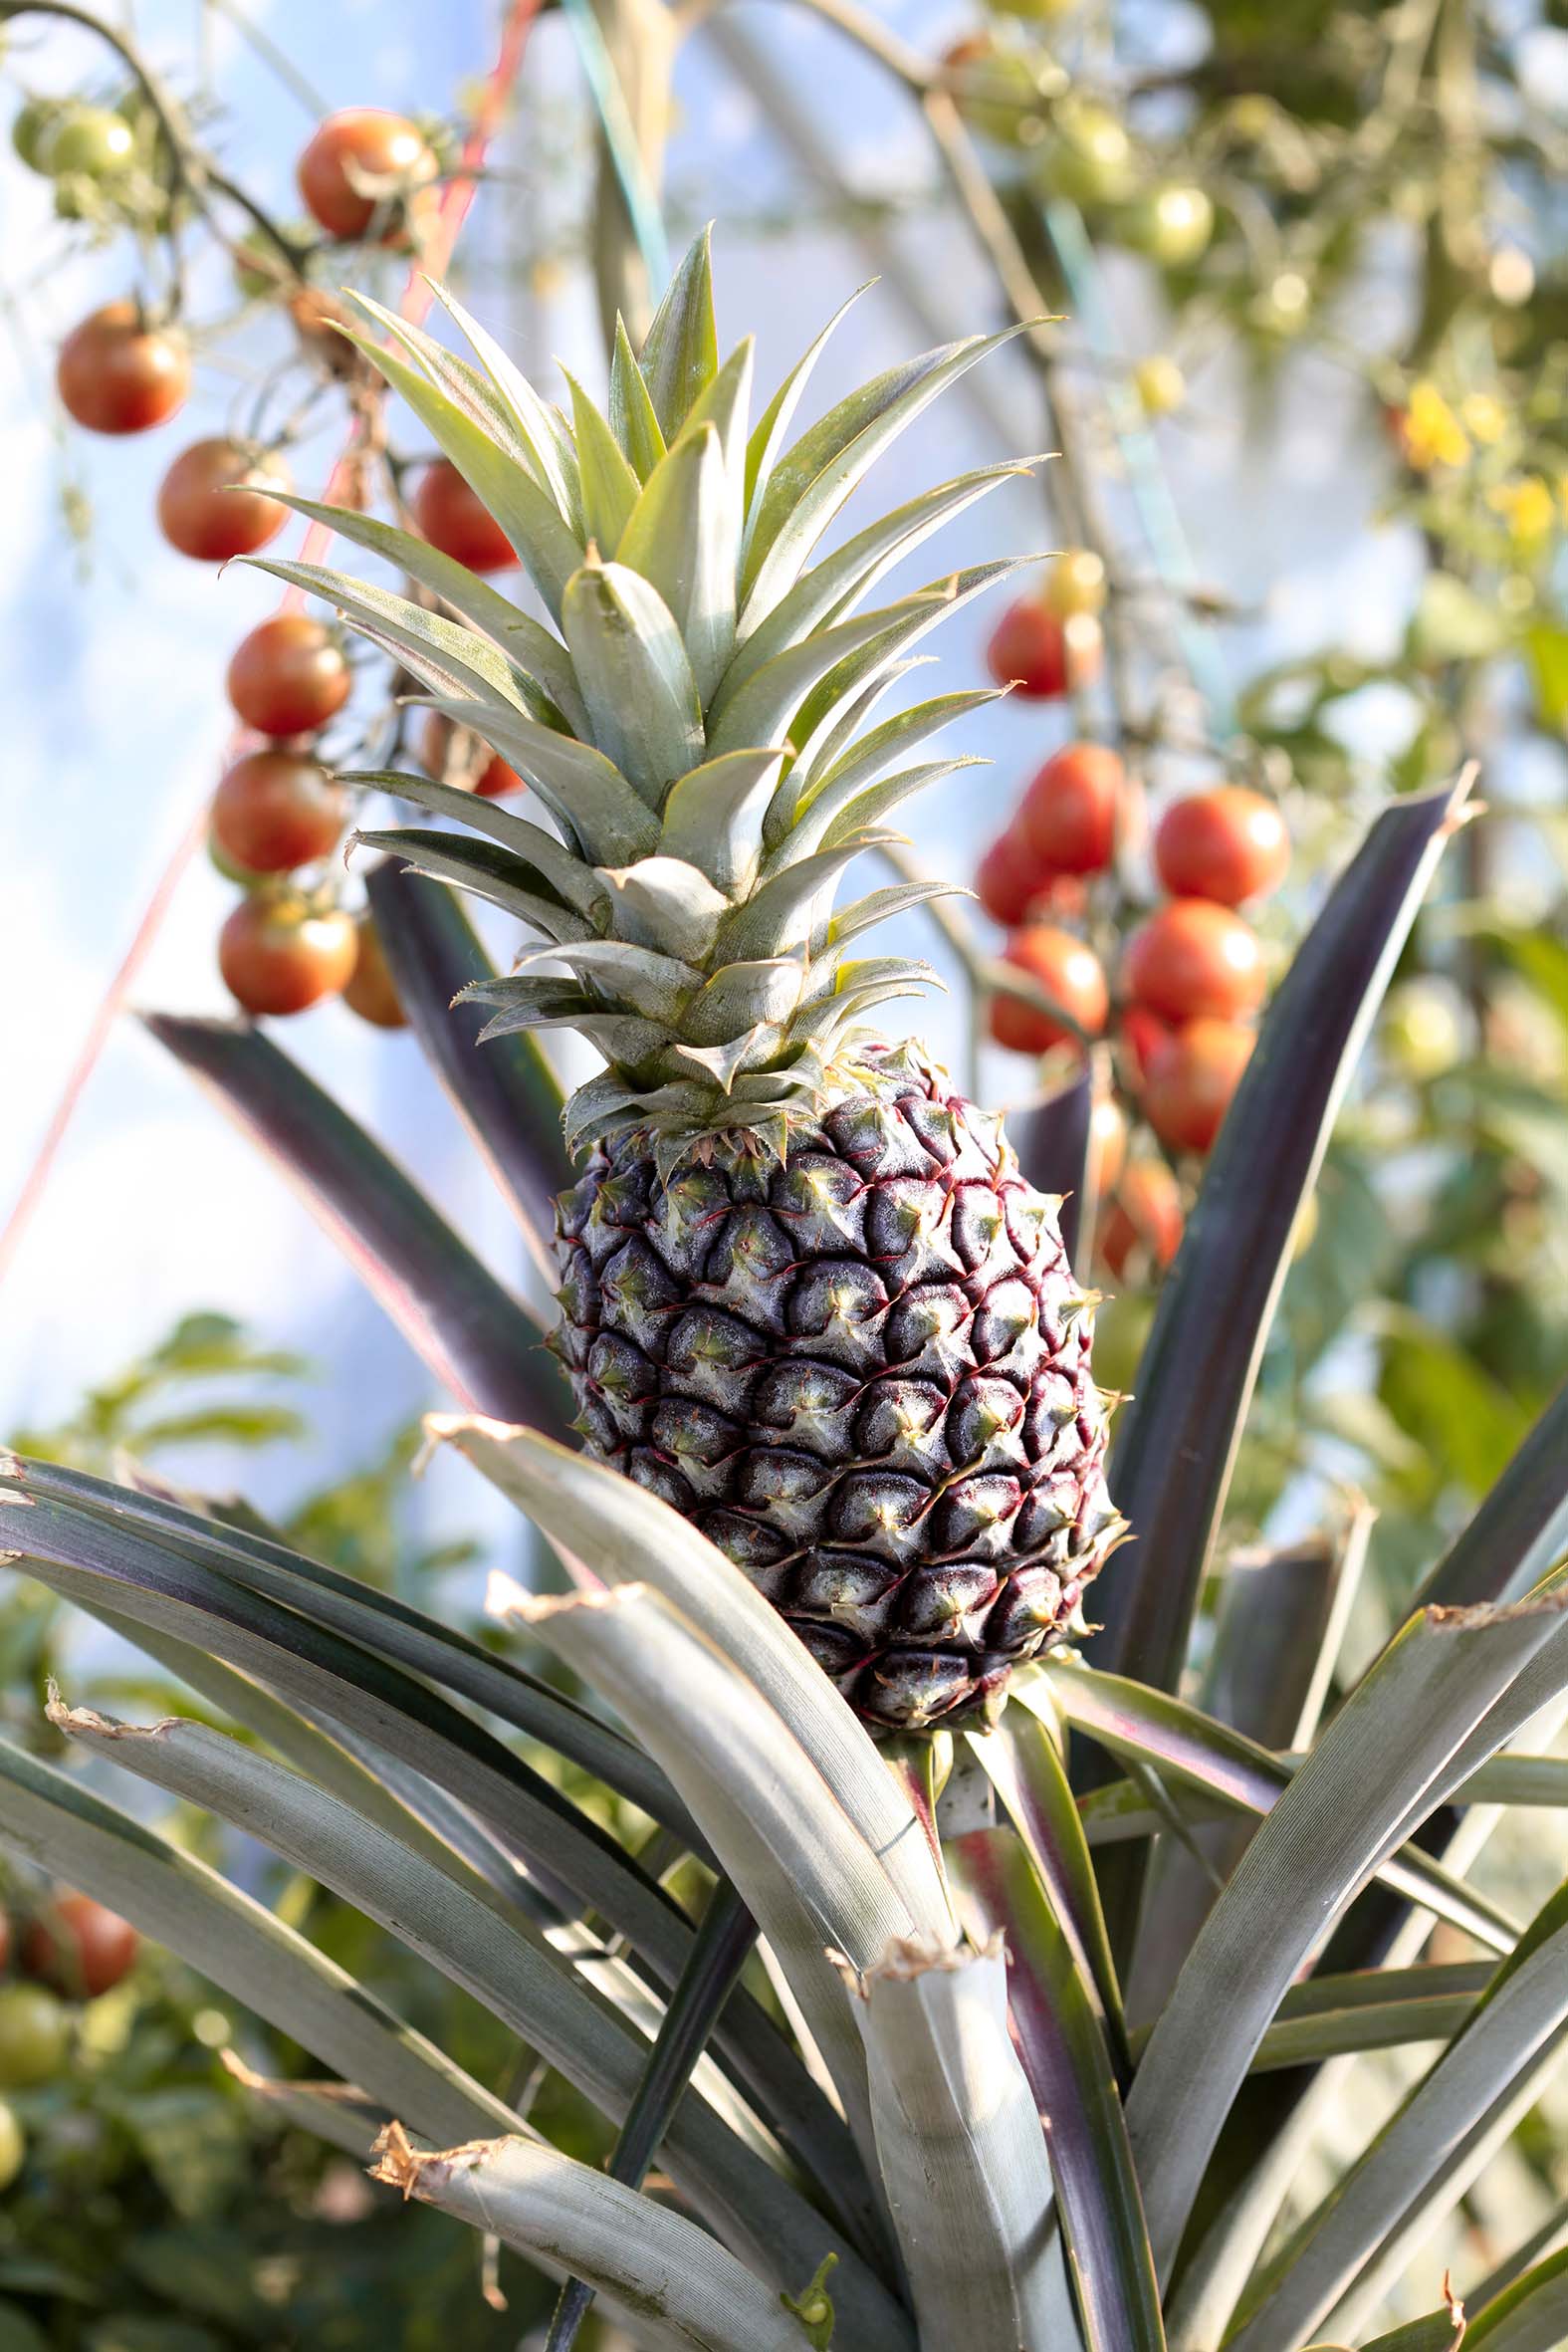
[3,234,1568,2352]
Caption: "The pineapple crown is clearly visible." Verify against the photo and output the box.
[252,229,1041,1168]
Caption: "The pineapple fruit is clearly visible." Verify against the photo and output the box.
[267,230,1124,1732]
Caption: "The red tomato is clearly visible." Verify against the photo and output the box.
[418,710,521,798]
[1119,1002,1175,1085]
[56,303,190,434]
[211,751,345,873]
[975,831,1048,926]
[1142,1019,1255,1153]
[21,1894,138,1999]
[1018,742,1123,874]
[987,597,1068,697]
[227,615,351,738]
[412,460,516,574]
[1097,1158,1185,1281]
[156,438,291,562]
[297,109,437,243]
[1086,1094,1128,1199]
[1154,787,1289,906]
[1122,899,1266,1023]
[342,913,407,1030]
[990,926,1109,1055]
[219,899,357,1017]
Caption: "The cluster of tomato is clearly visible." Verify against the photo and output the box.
[0,1890,139,2192]
[978,554,1291,1294]
[30,99,524,1027]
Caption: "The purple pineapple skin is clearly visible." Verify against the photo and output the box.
[553,1050,1123,1734]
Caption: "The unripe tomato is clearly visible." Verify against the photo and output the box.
[1134,354,1186,417]
[219,899,357,1018]
[412,459,515,574]
[41,104,136,177]
[233,220,318,299]
[1154,787,1289,906]
[1097,1158,1184,1282]
[156,438,291,562]
[56,303,190,435]
[0,2098,23,2193]
[1142,1018,1254,1153]
[1120,184,1215,267]
[342,913,407,1030]
[990,926,1109,1055]
[1086,1094,1127,1199]
[975,830,1045,927]
[1036,100,1136,208]
[1018,742,1122,874]
[418,710,521,798]
[297,108,437,243]
[1122,899,1266,1023]
[1382,980,1463,1080]
[12,97,67,172]
[941,36,1045,146]
[1044,549,1107,618]
[227,615,350,737]
[22,1894,138,1999]
[211,751,345,874]
[0,1985,71,2088]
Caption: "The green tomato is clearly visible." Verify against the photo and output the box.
[0,1986,71,2089]
[944,36,1050,147]
[41,104,136,178]
[11,96,66,173]
[1121,183,1215,267]
[1035,100,1136,208]
[1090,1290,1154,1397]
[0,2098,23,2193]
[232,220,317,300]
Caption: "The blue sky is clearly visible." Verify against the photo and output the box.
[0,0,1424,1527]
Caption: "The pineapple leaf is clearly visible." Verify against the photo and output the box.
[637,224,719,440]
[949,1828,1165,2352]
[343,773,610,920]
[681,957,804,1044]
[1126,1584,1568,2286]
[609,315,667,481]
[560,560,706,805]
[808,755,989,864]
[716,836,896,963]
[824,879,972,956]
[263,493,587,734]
[564,370,643,555]
[1411,1374,1568,1612]
[363,860,571,1268]
[140,1015,569,1435]
[657,749,784,892]
[419,697,660,864]
[422,278,584,533]
[616,421,737,708]
[339,325,583,622]
[1089,773,1479,1700]
[55,1702,851,2323]
[511,937,702,1024]
[351,827,597,945]
[345,291,554,485]
[730,458,1039,687]
[744,280,869,523]
[787,559,1031,766]
[595,855,731,963]
[705,598,935,762]
[740,325,1032,630]
[0,1738,529,2150]
[246,557,547,719]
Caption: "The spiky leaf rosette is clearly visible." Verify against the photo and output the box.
[259,231,1123,1726]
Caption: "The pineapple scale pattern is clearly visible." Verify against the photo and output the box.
[555,1051,1123,1732]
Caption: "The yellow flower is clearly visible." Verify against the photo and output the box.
[1402,380,1469,471]
[1458,391,1508,446]
[1487,476,1556,546]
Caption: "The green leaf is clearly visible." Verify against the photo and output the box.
[609,315,667,480]
[744,283,867,521]
[560,561,705,806]
[657,750,784,892]
[352,824,594,943]
[617,422,736,707]
[1408,572,1513,664]
[1468,2244,1568,2351]
[637,225,719,441]
[415,695,659,864]
[565,370,643,556]
[247,556,548,718]
[1524,620,1568,732]
[423,279,584,532]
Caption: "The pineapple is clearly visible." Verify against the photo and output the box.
[270,230,1123,1732]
